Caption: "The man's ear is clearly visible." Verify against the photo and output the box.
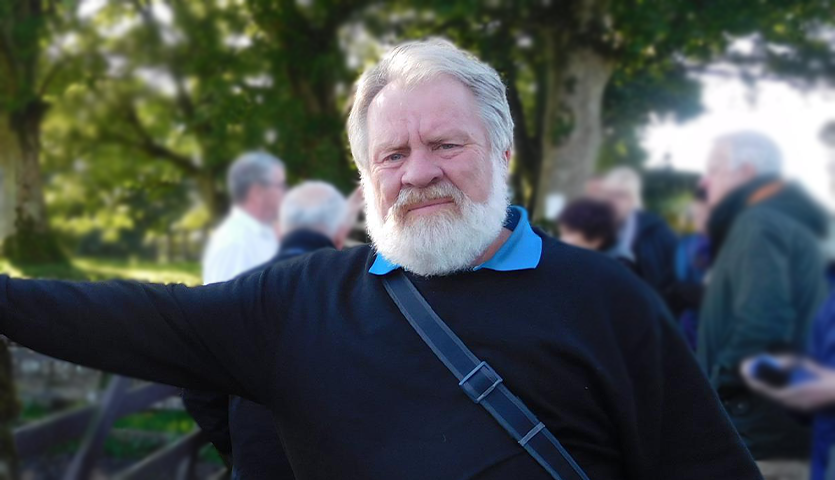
[503,150,512,166]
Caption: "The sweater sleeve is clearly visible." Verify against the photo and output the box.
[0,267,283,403]
[604,263,760,479]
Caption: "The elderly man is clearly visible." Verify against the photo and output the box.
[698,131,829,479]
[0,41,759,479]
[202,152,286,284]
[188,181,355,480]
[595,167,678,298]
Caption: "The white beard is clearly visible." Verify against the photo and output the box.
[363,158,510,277]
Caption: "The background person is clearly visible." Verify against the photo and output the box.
[595,167,679,298]
[214,181,355,480]
[667,186,712,350]
[556,197,618,252]
[184,151,286,473]
[698,130,829,479]
[202,152,286,285]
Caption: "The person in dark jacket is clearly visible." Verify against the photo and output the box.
[184,181,357,480]
[596,167,679,300]
[698,130,829,479]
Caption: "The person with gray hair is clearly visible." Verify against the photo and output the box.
[698,130,829,479]
[279,181,350,247]
[595,166,678,300]
[202,151,286,285]
[185,151,287,477]
[702,131,783,208]
[0,40,759,480]
[189,182,359,480]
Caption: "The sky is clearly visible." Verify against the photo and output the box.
[643,74,835,208]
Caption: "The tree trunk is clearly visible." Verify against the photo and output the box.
[12,100,50,233]
[1,101,66,264]
[0,117,20,241]
[197,173,227,225]
[0,0,64,264]
[0,338,18,480]
[534,39,613,222]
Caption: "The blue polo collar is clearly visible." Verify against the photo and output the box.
[369,206,542,275]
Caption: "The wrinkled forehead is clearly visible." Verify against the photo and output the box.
[367,76,483,142]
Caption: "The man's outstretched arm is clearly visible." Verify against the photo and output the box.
[0,269,282,404]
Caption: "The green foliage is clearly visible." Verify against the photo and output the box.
[13,0,835,248]
[18,404,222,463]
[362,0,834,209]
[643,169,701,230]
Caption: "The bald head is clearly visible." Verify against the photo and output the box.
[279,182,348,243]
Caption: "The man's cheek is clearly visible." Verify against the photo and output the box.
[379,181,400,213]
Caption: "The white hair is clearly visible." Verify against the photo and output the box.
[716,131,783,175]
[347,39,514,172]
[279,181,347,238]
[227,151,285,203]
[602,166,644,209]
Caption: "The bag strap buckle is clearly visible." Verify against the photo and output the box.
[459,361,503,404]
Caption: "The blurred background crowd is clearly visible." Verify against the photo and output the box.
[2,0,835,478]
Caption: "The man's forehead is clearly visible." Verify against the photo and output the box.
[367,79,480,144]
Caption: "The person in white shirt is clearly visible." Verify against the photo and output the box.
[202,152,286,285]
[186,151,287,472]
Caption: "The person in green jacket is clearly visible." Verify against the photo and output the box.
[698,130,829,479]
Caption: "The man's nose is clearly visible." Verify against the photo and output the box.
[401,149,443,188]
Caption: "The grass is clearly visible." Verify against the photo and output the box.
[0,256,201,285]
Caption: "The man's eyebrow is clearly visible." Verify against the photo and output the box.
[371,140,409,157]
[424,129,473,143]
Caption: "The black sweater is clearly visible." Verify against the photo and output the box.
[0,234,761,480]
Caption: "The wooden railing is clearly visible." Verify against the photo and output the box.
[13,366,227,479]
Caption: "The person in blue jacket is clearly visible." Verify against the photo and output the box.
[668,187,712,350]
[743,296,835,480]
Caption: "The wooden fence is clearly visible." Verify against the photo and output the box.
[12,348,228,480]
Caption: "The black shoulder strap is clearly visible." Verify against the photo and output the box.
[381,270,590,480]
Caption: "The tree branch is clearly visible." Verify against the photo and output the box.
[118,105,199,174]
[130,0,198,122]
[37,57,65,97]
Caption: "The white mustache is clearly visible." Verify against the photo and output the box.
[388,183,464,222]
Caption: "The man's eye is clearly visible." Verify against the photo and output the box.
[385,153,405,162]
[438,144,459,150]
